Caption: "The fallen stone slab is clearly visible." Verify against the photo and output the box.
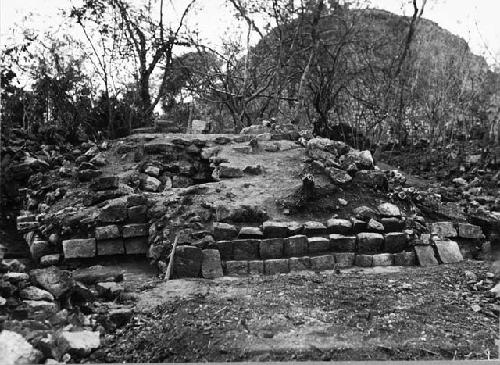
[174,245,203,278]
[310,255,335,271]
[97,239,125,256]
[63,238,96,259]
[260,238,284,259]
[326,219,352,234]
[357,232,384,254]
[308,237,330,254]
[213,222,238,241]
[414,245,439,266]
[262,221,289,238]
[372,253,394,266]
[238,226,264,239]
[434,240,463,264]
[264,258,290,275]
[394,251,417,266]
[19,286,54,301]
[334,252,355,268]
[30,266,75,299]
[289,256,311,271]
[201,249,223,279]
[429,221,457,238]
[377,202,401,217]
[329,234,356,252]
[0,330,43,365]
[54,330,101,359]
[95,225,121,240]
[248,260,264,274]
[383,232,408,253]
[284,235,308,257]
[226,260,248,276]
[303,221,327,236]
[122,223,149,238]
[214,240,233,261]
[457,223,485,239]
[355,254,373,267]
[73,265,124,284]
[233,239,260,260]
[124,237,149,254]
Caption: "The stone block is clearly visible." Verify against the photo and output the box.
[334,252,355,267]
[378,202,401,217]
[326,219,352,234]
[233,239,260,260]
[356,233,384,254]
[308,237,330,254]
[429,222,457,238]
[264,259,290,275]
[127,205,147,223]
[262,221,289,238]
[238,227,264,239]
[383,232,408,253]
[289,256,311,271]
[97,239,125,256]
[303,221,327,236]
[414,245,438,266]
[372,253,394,266]
[457,223,484,239]
[260,238,284,259]
[355,254,373,267]
[122,223,149,238]
[213,222,238,241]
[310,255,335,271]
[99,202,127,223]
[225,260,248,276]
[434,240,463,264]
[329,234,356,252]
[63,239,96,259]
[284,235,308,257]
[215,240,233,261]
[95,225,121,240]
[30,240,52,260]
[143,176,161,192]
[201,249,223,279]
[394,251,416,266]
[367,219,384,232]
[381,217,405,232]
[248,260,264,275]
[174,245,202,277]
[124,237,149,254]
[90,176,119,191]
[286,221,303,236]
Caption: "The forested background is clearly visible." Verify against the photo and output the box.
[2,0,500,148]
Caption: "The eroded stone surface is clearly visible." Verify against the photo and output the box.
[201,249,223,279]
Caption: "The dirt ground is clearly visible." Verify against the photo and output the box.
[92,260,498,363]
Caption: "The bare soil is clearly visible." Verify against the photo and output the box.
[94,260,498,363]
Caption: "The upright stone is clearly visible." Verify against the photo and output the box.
[264,259,290,275]
[262,221,289,238]
[383,232,408,253]
[174,245,203,277]
[310,255,335,271]
[201,249,223,279]
[357,233,383,254]
[303,221,327,236]
[213,222,238,241]
[434,240,463,263]
[233,239,260,260]
[308,237,330,254]
[63,238,96,259]
[284,235,308,257]
[414,245,438,266]
[429,222,457,238]
[457,223,484,239]
[259,238,284,259]
[326,219,352,234]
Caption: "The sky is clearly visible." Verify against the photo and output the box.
[1,0,500,66]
